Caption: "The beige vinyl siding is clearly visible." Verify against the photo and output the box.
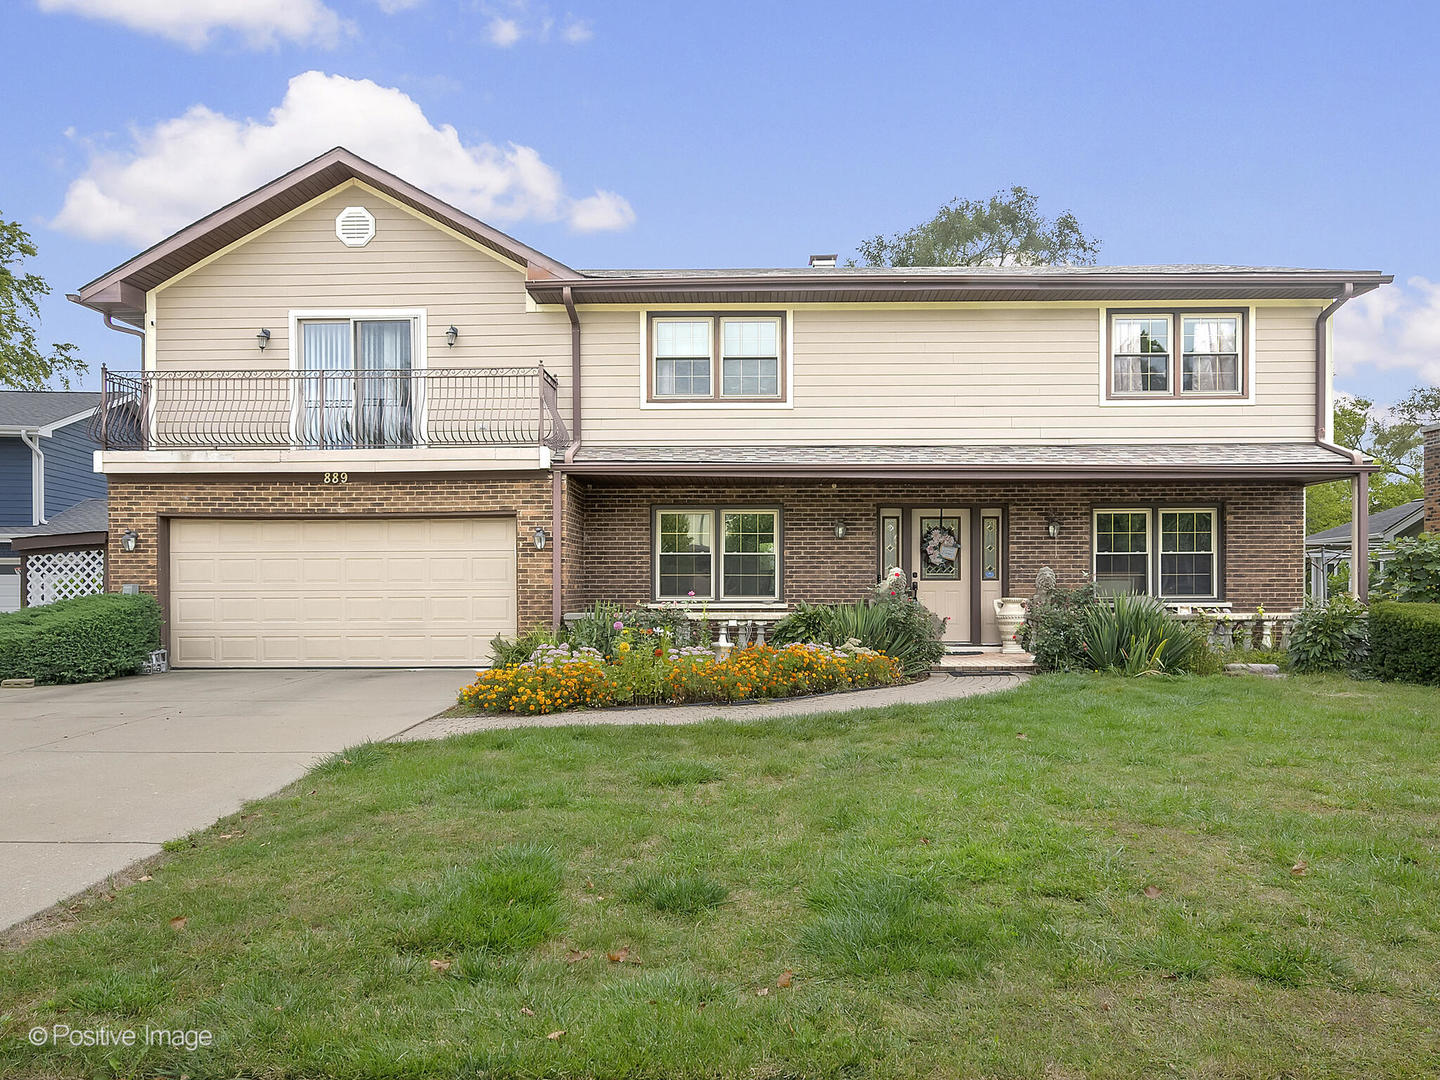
[577,304,1321,445]
[153,186,574,426]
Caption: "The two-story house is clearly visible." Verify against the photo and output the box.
[71,148,1387,667]
[0,391,106,611]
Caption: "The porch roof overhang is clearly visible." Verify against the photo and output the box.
[528,266,1392,306]
[562,442,1373,482]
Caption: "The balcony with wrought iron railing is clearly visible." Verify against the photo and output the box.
[91,365,571,455]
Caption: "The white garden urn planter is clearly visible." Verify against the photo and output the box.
[993,597,1027,655]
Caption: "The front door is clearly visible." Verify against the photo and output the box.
[911,509,971,642]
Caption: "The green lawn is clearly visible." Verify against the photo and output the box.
[3,675,1440,1078]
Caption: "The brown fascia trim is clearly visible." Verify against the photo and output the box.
[530,270,1393,304]
[74,146,577,313]
[557,462,1378,482]
[11,530,108,553]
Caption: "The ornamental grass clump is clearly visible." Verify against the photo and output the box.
[1079,592,1203,676]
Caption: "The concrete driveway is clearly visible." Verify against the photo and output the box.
[0,668,464,930]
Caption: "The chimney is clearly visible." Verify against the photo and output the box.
[808,254,838,269]
[1425,422,1440,535]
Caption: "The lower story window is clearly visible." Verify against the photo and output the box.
[1159,509,1217,598]
[1094,510,1150,595]
[1093,507,1219,599]
[655,508,780,600]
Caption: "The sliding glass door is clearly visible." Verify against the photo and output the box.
[298,318,415,448]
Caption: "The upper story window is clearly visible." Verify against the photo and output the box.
[1107,310,1245,399]
[648,313,785,403]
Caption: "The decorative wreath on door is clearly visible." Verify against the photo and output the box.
[922,523,959,574]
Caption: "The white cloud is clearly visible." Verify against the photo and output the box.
[1333,276,1440,384]
[487,16,522,46]
[568,190,635,233]
[53,71,635,245]
[36,0,349,49]
[561,17,592,43]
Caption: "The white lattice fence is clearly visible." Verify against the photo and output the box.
[24,549,105,607]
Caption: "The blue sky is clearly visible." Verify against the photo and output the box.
[4,0,1438,404]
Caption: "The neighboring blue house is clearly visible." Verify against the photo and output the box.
[0,391,105,611]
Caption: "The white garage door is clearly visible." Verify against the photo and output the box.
[168,517,516,667]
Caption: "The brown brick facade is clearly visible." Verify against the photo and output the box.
[105,473,556,633]
[571,477,1306,612]
[105,472,1307,655]
[1425,425,1439,535]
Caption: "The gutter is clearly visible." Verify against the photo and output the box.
[18,430,45,526]
[66,293,145,360]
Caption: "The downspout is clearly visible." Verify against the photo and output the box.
[555,285,582,627]
[1314,283,1354,442]
[562,285,582,463]
[18,430,45,525]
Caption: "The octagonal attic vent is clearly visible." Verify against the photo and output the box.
[335,205,376,247]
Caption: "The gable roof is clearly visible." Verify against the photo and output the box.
[0,391,101,431]
[73,147,577,325]
[1306,499,1427,546]
[10,498,107,539]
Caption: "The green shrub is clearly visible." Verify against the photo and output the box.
[487,627,562,667]
[0,593,162,684]
[1287,596,1369,674]
[1020,582,1101,672]
[1368,601,1440,685]
[770,596,944,676]
[566,601,707,658]
[1080,593,1203,675]
[1375,534,1440,602]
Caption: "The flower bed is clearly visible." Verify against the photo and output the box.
[459,641,903,716]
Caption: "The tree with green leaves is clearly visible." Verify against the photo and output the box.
[855,186,1100,267]
[1306,390,1436,535]
[1,215,84,389]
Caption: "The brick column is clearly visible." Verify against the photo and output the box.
[1425,423,1440,535]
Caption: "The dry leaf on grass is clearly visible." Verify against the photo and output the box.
[777,970,793,988]
[1016,733,1029,741]
[756,986,770,996]
[547,1030,565,1041]
[429,958,452,973]
[169,916,187,930]
[1291,860,1309,876]
[138,875,152,882]
[564,949,591,964]
[607,946,630,963]
[520,1007,535,1017]
[1143,885,1162,899]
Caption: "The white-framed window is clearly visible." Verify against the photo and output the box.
[653,507,780,600]
[289,309,425,449]
[1181,315,1241,394]
[1093,509,1152,595]
[1110,315,1172,395]
[648,313,785,403]
[1093,507,1220,600]
[653,318,712,398]
[1108,310,1246,399]
[1159,508,1218,598]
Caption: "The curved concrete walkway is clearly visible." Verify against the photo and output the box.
[392,672,1026,741]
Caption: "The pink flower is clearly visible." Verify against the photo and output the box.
[687,590,695,597]
[613,620,623,630]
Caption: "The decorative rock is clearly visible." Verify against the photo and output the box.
[1224,663,1283,677]
[1,678,36,688]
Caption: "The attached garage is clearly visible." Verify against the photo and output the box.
[167,516,517,667]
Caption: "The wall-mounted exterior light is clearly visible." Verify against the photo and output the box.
[445,325,459,347]
[833,522,848,539]
[256,328,271,351]
[120,529,139,552]
[1046,516,1061,540]
[533,526,547,550]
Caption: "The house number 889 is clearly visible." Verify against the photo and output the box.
[322,472,349,484]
